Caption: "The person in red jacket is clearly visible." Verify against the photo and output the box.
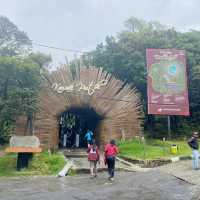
[104,139,119,181]
[87,139,100,178]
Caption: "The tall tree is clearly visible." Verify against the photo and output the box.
[0,16,51,140]
[0,56,41,138]
[29,52,52,69]
[81,17,200,137]
[0,16,31,56]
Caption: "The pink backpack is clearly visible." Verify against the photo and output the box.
[88,147,98,161]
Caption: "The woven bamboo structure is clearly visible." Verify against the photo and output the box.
[15,66,142,149]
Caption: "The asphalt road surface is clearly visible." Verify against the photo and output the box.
[0,171,199,200]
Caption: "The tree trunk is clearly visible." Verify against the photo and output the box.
[25,114,33,135]
[147,115,155,138]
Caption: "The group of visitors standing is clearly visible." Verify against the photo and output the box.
[85,130,119,181]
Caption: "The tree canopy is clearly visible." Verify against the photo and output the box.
[81,17,200,137]
[0,16,31,56]
[0,16,51,141]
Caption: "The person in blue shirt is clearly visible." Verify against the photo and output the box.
[85,130,94,147]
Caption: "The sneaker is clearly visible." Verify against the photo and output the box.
[110,177,114,181]
[90,175,94,179]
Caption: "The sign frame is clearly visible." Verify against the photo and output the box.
[146,48,189,116]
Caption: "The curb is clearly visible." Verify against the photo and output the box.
[72,167,133,174]
[171,155,192,162]
[118,155,192,168]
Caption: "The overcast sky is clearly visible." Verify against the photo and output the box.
[1,0,200,64]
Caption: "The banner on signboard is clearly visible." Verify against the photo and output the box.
[146,48,189,116]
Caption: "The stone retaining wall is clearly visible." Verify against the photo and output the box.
[120,155,172,168]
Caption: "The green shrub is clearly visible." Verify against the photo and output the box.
[29,151,66,175]
[118,138,191,160]
[0,151,66,177]
[0,154,17,176]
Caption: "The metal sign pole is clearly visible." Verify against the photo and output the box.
[167,116,171,139]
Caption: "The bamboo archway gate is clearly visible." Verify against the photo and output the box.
[16,66,143,149]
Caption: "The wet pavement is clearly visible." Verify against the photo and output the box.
[70,156,150,173]
[0,170,199,200]
[158,160,200,186]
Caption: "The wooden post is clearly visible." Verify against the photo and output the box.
[167,116,171,140]
[17,153,33,171]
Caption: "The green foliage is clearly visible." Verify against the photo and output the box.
[0,152,66,176]
[29,52,52,69]
[0,121,12,143]
[0,154,17,176]
[81,17,200,137]
[118,138,191,159]
[0,16,31,56]
[0,56,41,138]
[0,17,52,140]
[29,152,66,175]
[63,114,76,129]
[124,17,167,33]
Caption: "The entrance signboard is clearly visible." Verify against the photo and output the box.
[146,48,189,116]
[52,80,108,96]
[15,67,142,150]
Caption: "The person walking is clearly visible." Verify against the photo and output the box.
[104,139,119,181]
[84,129,93,147]
[87,139,100,178]
[188,132,199,170]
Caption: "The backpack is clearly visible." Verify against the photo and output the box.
[188,138,199,150]
[88,147,98,161]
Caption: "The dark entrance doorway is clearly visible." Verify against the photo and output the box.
[58,107,103,148]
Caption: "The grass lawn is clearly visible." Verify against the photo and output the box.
[0,151,66,177]
[118,139,192,160]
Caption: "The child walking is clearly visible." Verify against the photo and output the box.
[104,139,119,181]
[85,130,94,147]
[87,140,100,178]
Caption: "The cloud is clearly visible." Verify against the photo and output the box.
[0,0,200,64]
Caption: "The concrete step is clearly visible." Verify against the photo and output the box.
[72,166,134,174]
[61,148,88,158]
[65,157,150,175]
[60,150,150,176]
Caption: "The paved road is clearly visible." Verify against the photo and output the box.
[158,160,200,186]
[0,170,198,200]
[70,157,149,173]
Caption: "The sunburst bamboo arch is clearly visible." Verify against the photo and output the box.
[15,65,143,149]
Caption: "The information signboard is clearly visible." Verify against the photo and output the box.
[146,48,189,116]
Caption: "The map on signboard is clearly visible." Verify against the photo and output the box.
[149,60,186,95]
